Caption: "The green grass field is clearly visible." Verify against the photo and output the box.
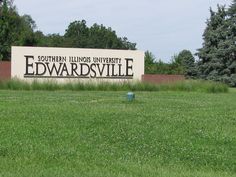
[0,90,235,177]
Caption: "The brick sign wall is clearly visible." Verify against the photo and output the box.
[142,74,185,84]
[0,61,11,80]
[0,61,185,84]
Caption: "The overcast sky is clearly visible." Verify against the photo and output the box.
[14,0,231,62]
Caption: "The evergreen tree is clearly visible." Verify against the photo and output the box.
[228,0,236,15]
[197,3,236,86]
[227,0,236,85]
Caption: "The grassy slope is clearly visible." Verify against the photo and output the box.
[0,90,235,177]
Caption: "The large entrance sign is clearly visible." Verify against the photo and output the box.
[11,47,144,82]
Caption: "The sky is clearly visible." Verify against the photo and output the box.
[14,0,232,62]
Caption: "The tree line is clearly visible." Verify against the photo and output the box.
[145,0,236,86]
[0,0,136,60]
[144,50,196,77]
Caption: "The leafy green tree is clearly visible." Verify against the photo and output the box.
[0,0,37,60]
[0,0,19,60]
[15,14,37,46]
[174,50,196,77]
[144,51,156,74]
[64,20,136,50]
[64,20,89,48]
[155,60,173,74]
[169,54,184,74]
[144,50,195,75]
[36,33,65,47]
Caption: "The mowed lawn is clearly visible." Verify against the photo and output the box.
[0,90,235,177]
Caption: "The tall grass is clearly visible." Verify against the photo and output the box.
[0,79,229,93]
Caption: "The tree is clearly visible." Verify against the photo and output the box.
[174,50,196,77]
[144,51,156,74]
[64,20,89,48]
[64,20,136,50]
[228,0,236,15]
[15,14,37,46]
[226,0,236,85]
[155,59,173,74]
[0,0,20,60]
[35,33,65,47]
[0,0,37,60]
[144,50,195,75]
[196,4,236,86]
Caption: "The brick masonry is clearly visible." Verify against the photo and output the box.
[142,74,185,84]
[0,61,11,80]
